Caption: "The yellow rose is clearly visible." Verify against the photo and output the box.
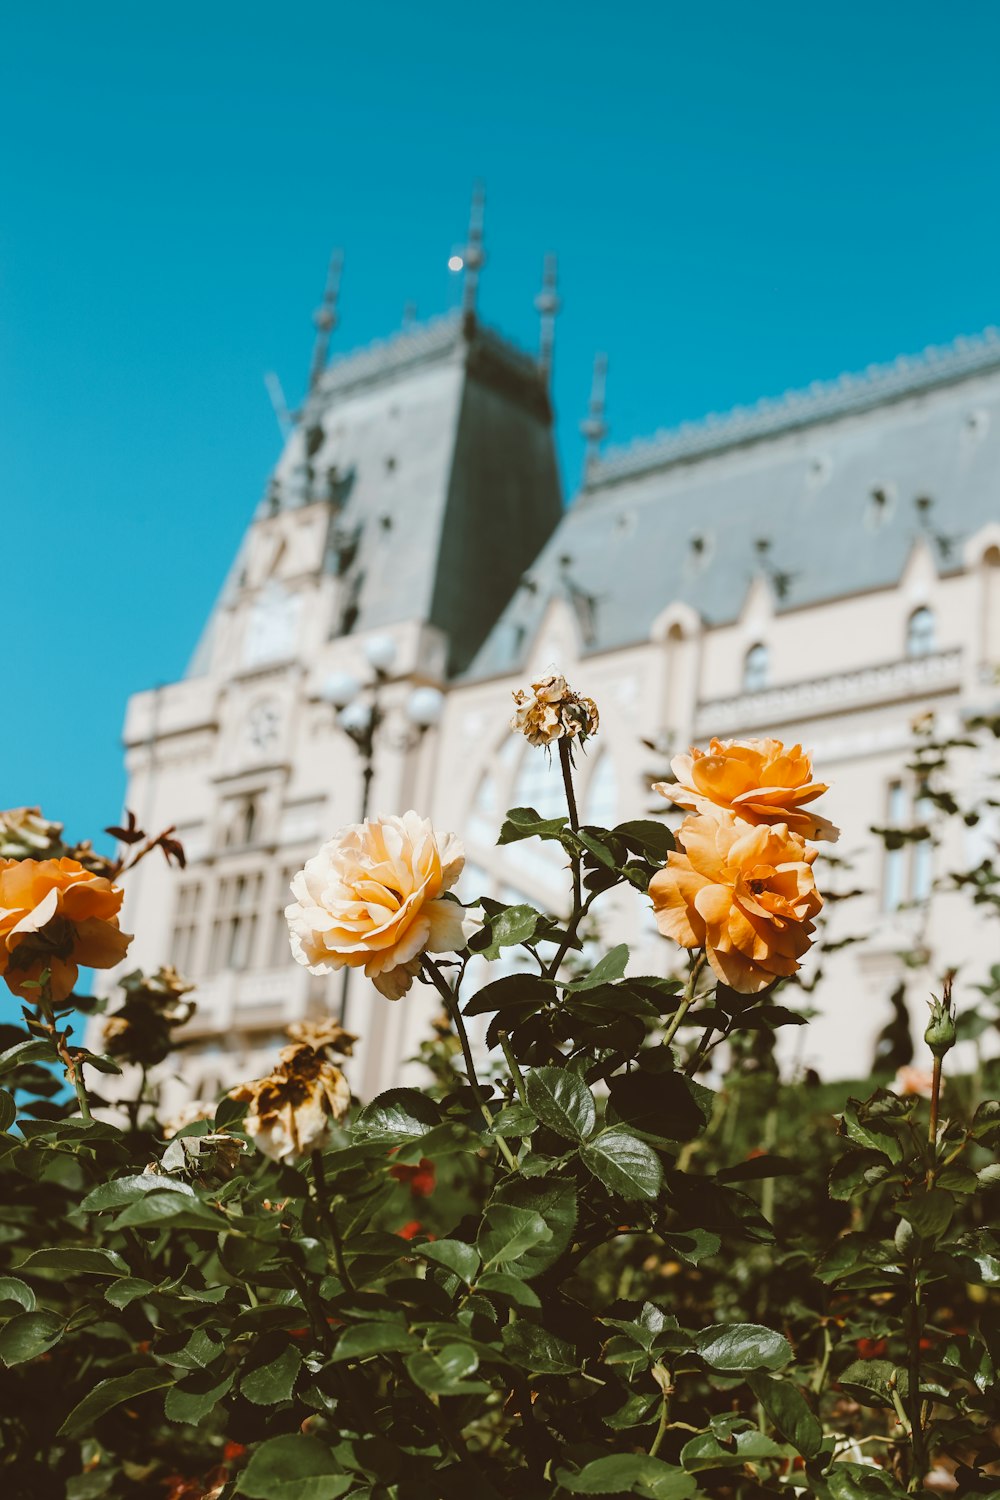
[0,857,132,1003]
[655,737,838,842]
[0,806,64,860]
[231,1046,351,1164]
[511,673,599,748]
[285,812,471,1000]
[649,810,822,993]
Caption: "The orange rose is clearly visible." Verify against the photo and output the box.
[285,812,473,999]
[655,737,839,842]
[649,810,822,993]
[0,857,132,1002]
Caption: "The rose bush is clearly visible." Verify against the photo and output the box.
[0,704,998,1499]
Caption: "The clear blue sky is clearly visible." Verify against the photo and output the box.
[3,1,1000,848]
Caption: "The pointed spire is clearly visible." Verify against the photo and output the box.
[460,182,486,328]
[535,253,560,387]
[580,353,609,477]
[308,248,344,393]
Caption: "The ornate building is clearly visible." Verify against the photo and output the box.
[109,212,1000,1105]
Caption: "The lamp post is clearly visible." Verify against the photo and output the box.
[319,635,445,1024]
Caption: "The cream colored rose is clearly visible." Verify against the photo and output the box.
[285,812,471,1000]
[511,672,599,748]
[0,807,64,860]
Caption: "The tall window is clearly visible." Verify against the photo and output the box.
[906,606,936,658]
[584,753,618,827]
[269,865,299,966]
[171,881,203,975]
[882,781,908,912]
[208,871,263,974]
[743,642,769,693]
[882,781,933,911]
[513,746,568,821]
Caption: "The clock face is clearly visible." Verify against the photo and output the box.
[246,700,281,754]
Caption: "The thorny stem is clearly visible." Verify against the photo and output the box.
[662,952,707,1051]
[39,993,92,1123]
[544,739,587,982]
[498,1028,528,1107]
[422,958,519,1172]
[926,1055,943,1189]
[311,1150,355,1292]
[905,1260,929,1489]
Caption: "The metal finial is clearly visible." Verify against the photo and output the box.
[460,182,486,326]
[580,353,609,475]
[308,248,344,393]
[535,252,560,387]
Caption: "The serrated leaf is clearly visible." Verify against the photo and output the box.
[693,1322,792,1372]
[477,1204,550,1266]
[613,820,676,860]
[747,1371,823,1459]
[898,1189,953,1241]
[497,807,568,845]
[491,1178,577,1277]
[330,1322,416,1363]
[841,1101,902,1164]
[81,1174,195,1211]
[406,1343,484,1395]
[59,1368,175,1436]
[165,1367,234,1424]
[476,1272,541,1308]
[681,1427,787,1471]
[837,1358,908,1407]
[608,1071,707,1143]
[0,1088,15,1131]
[462,972,552,1018]
[502,1321,577,1374]
[0,1038,57,1074]
[17,1247,129,1278]
[476,904,541,960]
[105,1277,156,1309]
[558,1454,696,1496]
[525,1067,595,1142]
[579,1127,663,1200]
[716,1154,801,1183]
[236,1434,350,1498]
[242,1343,301,1404]
[415,1239,480,1283]
[565,944,630,992]
[0,1276,35,1311]
[0,1309,63,1365]
[352,1089,441,1143]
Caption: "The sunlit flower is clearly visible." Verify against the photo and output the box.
[286,812,471,1000]
[655,737,839,842]
[893,1065,937,1099]
[649,809,822,993]
[0,857,132,1003]
[231,1045,351,1164]
[510,672,599,748]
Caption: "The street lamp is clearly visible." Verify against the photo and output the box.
[319,636,445,1021]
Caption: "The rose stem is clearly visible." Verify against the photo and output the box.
[40,989,92,1123]
[422,957,518,1172]
[311,1149,355,1292]
[926,1055,943,1189]
[662,951,707,1050]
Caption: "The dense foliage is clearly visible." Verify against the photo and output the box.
[1,697,999,1499]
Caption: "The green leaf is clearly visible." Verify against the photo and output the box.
[165,1368,235,1425]
[681,1427,787,1471]
[693,1322,792,1372]
[59,1368,175,1436]
[525,1066,596,1142]
[405,1343,485,1396]
[476,1272,542,1308]
[613,820,676,860]
[558,1454,696,1496]
[477,1205,550,1266]
[898,1188,953,1241]
[659,1229,720,1265]
[476,904,541,960]
[215,1093,249,1130]
[242,1343,302,1404]
[105,1277,156,1309]
[836,1359,907,1408]
[0,1038,57,1074]
[491,1178,578,1277]
[81,1174,196,1211]
[353,1089,441,1143]
[747,1371,823,1459]
[579,1127,663,1200]
[237,1435,350,1499]
[463,972,552,1018]
[829,1148,891,1201]
[716,1154,801,1183]
[16,1247,129,1278]
[111,1193,223,1230]
[497,806,568,845]
[608,1071,708,1143]
[502,1321,577,1374]
[0,1276,35,1311]
[841,1101,902,1164]
[0,1309,63,1365]
[0,1088,15,1131]
[566,944,630,992]
[330,1322,417,1363]
[415,1239,480,1284]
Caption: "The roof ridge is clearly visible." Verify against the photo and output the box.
[589,325,1000,486]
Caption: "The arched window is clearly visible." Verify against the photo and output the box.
[584,753,618,828]
[513,747,568,822]
[906,606,936,659]
[743,642,769,693]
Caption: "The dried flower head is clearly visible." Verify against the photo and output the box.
[0,807,65,861]
[103,966,196,1067]
[283,1016,358,1059]
[231,1044,351,1164]
[510,673,599,749]
[0,857,132,1003]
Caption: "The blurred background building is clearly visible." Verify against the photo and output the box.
[109,212,1000,1107]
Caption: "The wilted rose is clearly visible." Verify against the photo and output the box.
[103,965,196,1066]
[0,807,65,860]
[0,857,132,1003]
[510,673,599,748]
[655,737,839,842]
[231,1046,351,1164]
[286,812,472,1000]
[649,810,822,993]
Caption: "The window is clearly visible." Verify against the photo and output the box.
[906,606,936,658]
[269,866,299,966]
[882,781,933,911]
[513,746,568,822]
[208,871,264,974]
[170,881,203,975]
[584,753,618,827]
[743,642,769,693]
